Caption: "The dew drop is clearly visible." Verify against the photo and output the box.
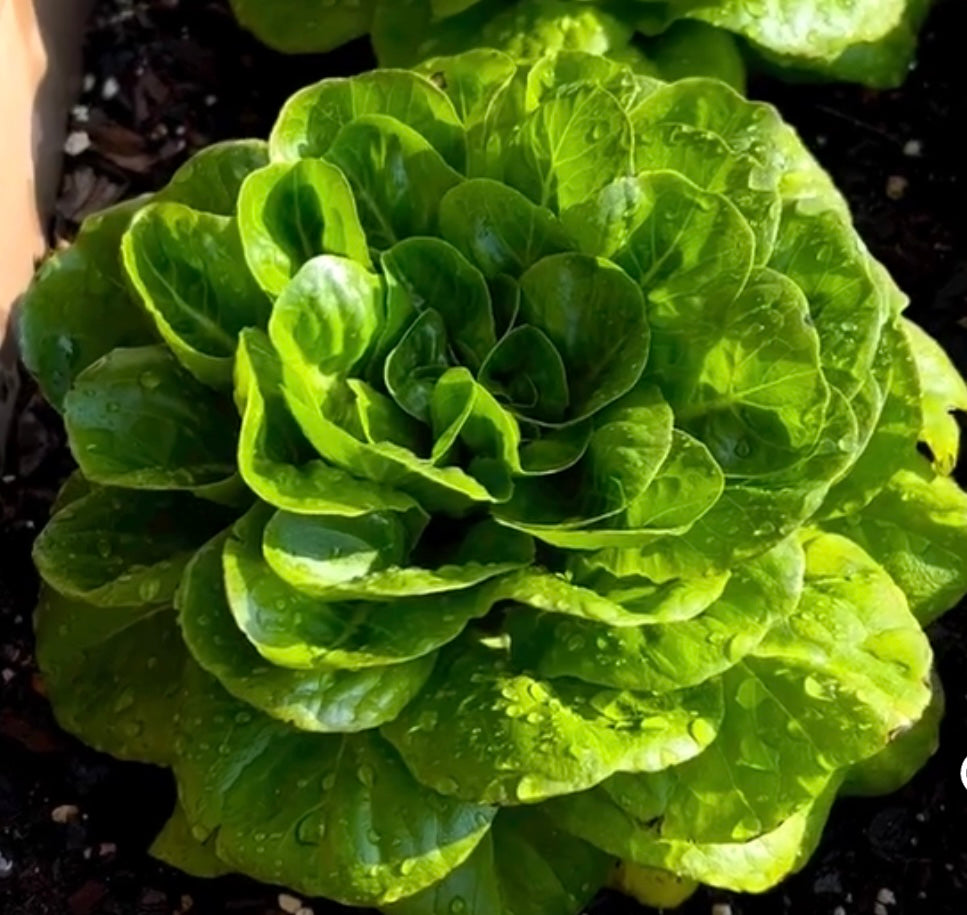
[437,776,459,795]
[138,578,161,602]
[139,371,162,390]
[803,675,828,700]
[735,678,761,710]
[688,717,717,747]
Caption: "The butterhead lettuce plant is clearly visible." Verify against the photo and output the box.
[21,50,967,912]
[229,0,932,89]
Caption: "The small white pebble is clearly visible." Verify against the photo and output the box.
[886,175,909,200]
[180,896,194,913]
[712,905,732,915]
[51,804,80,824]
[71,104,90,124]
[1,474,15,483]
[874,905,888,915]
[1,670,14,684]
[877,888,896,906]
[278,894,303,914]
[64,131,91,156]
[915,812,926,822]
[0,854,13,878]
[295,908,313,915]
[101,76,120,100]
[83,73,96,93]
[204,94,217,106]
[903,139,923,157]
[833,908,846,915]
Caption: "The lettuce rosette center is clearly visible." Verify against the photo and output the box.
[21,50,967,914]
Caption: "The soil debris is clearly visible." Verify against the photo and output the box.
[50,805,80,824]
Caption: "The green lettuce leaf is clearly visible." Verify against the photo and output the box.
[173,661,496,905]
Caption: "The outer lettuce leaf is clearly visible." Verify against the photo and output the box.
[150,804,234,879]
[172,661,496,906]
[768,202,887,400]
[819,320,921,518]
[543,531,931,882]
[608,780,841,893]
[903,317,967,473]
[34,587,187,766]
[33,486,235,607]
[842,670,944,797]
[63,346,240,491]
[386,809,613,915]
[18,199,157,410]
[823,457,967,625]
[19,142,268,409]
[612,863,698,910]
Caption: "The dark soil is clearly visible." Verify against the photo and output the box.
[2,1,966,913]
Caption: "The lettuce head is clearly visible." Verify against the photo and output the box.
[19,50,967,913]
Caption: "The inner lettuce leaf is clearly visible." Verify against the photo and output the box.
[226,0,932,90]
[21,50,965,915]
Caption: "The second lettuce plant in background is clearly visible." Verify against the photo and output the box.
[228,0,933,90]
